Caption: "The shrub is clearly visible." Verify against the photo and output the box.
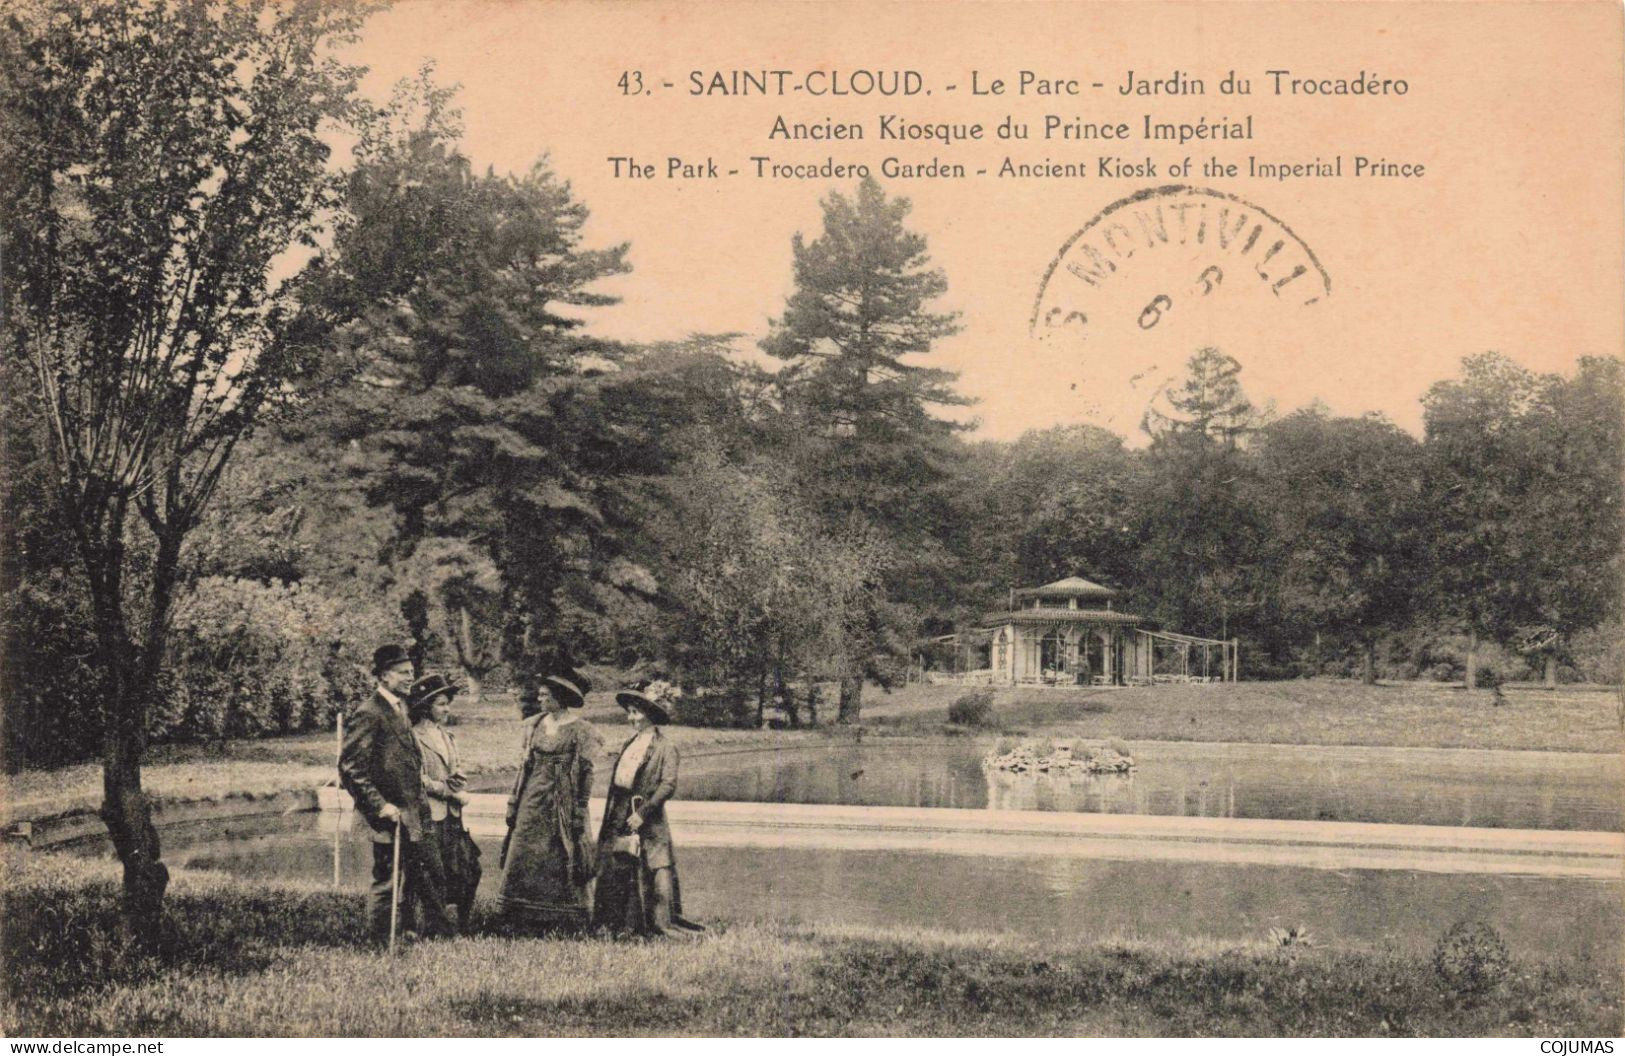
[679,686,757,729]
[2,569,105,768]
[1432,921,1511,998]
[1568,621,1625,684]
[948,689,995,727]
[160,576,404,742]
[1389,629,1533,684]
[1267,925,1315,948]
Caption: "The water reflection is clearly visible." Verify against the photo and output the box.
[985,769,1139,813]
[604,741,1622,831]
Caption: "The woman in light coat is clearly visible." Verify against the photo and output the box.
[410,674,480,931]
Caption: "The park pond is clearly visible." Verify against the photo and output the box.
[34,737,1625,968]
[144,812,1624,963]
[42,738,1625,966]
[481,739,1624,831]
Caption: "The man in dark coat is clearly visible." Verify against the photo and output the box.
[338,644,453,945]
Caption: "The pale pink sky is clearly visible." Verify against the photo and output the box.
[343,1,1623,440]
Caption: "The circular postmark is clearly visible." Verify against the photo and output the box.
[1028,185,1332,427]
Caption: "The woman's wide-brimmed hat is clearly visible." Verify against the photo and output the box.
[372,643,412,677]
[541,670,591,709]
[615,680,677,726]
[407,674,459,719]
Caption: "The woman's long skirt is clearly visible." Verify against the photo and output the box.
[592,789,688,935]
[440,814,481,929]
[499,766,593,930]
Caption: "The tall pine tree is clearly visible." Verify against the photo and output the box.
[761,177,967,721]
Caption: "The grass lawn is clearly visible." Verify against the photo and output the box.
[4,680,1617,823]
[867,680,1625,754]
[2,852,1616,1037]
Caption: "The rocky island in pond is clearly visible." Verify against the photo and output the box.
[982,737,1136,776]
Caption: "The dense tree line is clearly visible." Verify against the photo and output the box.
[6,37,1622,768]
[1,1,1620,931]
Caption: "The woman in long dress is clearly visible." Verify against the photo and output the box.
[498,671,601,932]
[593,681,701,938]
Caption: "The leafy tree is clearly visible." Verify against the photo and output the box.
[1253,408,1424,681]
[761,177,968,721]
[1132,350,1271,657]
[1421,353,1548,689]
[0,0,369,938]
[1004,426,1142,591]
[650,449,886,726]
[0,353,102,768]
[280,81,661,679]
[1512,357,1624,685]
[184,435,407,715]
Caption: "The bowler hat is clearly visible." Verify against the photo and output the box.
[372,643,412,677]
[407,674,459,719]
[615,680,676,726]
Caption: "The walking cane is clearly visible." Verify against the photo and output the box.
[388,817,403,954]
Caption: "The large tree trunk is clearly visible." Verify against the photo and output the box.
[775,667,800,728]
[1361,641,1377,685]
[88,531,179,949]
[1464,628,1479,691]
[453,605,486,705]
[101,716,168,948]
[837,673,863,724]
[1543,654,1558,690]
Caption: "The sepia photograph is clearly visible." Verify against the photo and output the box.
[1,0,1621,1040]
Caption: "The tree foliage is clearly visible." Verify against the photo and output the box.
[0,0,372,938]
[1253,408,1424,680]
[649,450,887,725]
[278,77,657,678]
[1142,347,1268,449]
[760,177,968,720]
[1421,353,1550,686]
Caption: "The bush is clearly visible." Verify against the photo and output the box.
[1432,921,1511,998]
[1387,628,1533,684]
[948,689,995,727]
[1568,621,1625,684]
[679,686,757,729]
[160,576,404,741]
[2,569,104,768]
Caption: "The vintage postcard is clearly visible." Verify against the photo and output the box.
[1,0,1621,1042]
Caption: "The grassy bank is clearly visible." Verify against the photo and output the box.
[870,680,1625,754]
[4,680,1617,824]
[2,853,1616,1037]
